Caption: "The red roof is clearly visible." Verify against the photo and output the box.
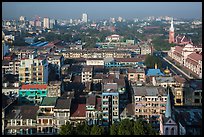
[71,104,86,117]
[21,84,47,89]
[174,46,183,53]
[187,53,202,61]
[186,58,198,66]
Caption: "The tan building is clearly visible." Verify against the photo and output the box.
[133,86,167,129]
[37,97,58,134]
[128,67,146,84]
[81,66,93,83]
[18,56,48,84]
[47,81,63,97]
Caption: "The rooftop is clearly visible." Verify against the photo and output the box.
[21,84,47,90]
[155,76,175,83]
[146,69,164,76]
[133,86,167,96]
[40,97,58,106]
[55,97,72,109]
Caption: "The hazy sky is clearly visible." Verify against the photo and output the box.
[2,2,202,20]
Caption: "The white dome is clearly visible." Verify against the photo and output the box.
[185,44,193,48]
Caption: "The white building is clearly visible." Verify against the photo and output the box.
[86,58,104,66]
[82,13,88,23]
[43,17,50,29]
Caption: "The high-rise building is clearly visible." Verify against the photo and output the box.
[19,16,26,22]
[169,18,174,43]
[43,17,50,29]
[82,13,88,23]
[18,56,48,84]
[50,19,55,29]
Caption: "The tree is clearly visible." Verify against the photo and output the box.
[109,123,118,135]
[75,122,91,135]
[132,119,145,135]
[144,55,162,69]
[59,122,74,135]
[118,119,134,135]
[90,125,104,135]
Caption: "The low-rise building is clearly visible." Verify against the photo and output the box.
[86,94,102,126]
[184,80,202,106]
[128,67,146,84]
[36,97,58,134]
[4,105,39,135]
[53,97,72,133]
[18,84,48,105]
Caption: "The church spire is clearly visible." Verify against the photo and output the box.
[165,88,172,118]
[170,18,174,32]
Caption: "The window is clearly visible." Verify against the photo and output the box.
[194,99,200,103]
[171,127,175,135]
[165,127,169,135]
[176,99,181,103]
[194,92,200,96]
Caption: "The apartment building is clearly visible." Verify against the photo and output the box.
[86,94,102,126]
[102,91,119,126]
[53,97,72,133]
[18,56,48,84]
[4,105,39,135]
[133,86,167,129]
[47,81,63,97]
[18,84,48,105]
[47,55,64,78]
[81,66,93,83]
[128,67,146,84]
[36,97,58,134]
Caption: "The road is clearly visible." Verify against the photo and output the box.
[153,51,193,81]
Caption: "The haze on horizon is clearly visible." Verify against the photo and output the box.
[2,2,202,20]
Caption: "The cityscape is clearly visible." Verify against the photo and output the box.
[2,2,202,135]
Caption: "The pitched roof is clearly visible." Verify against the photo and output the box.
[41,97,58,106]
[174,46,183,53]
[71,104,86,117]
[55,97,72,109]
[86,94,96,106]
[187,53,202,61]
[21,84,47,90]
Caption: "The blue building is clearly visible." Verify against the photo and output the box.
[102,91,119,126]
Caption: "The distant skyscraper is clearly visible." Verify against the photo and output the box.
[19,16,26,22]
[169,18,174,43]
[82,13,88,23]
[43,17,50,29]
[118,17,123,22]
[50,19,55,29]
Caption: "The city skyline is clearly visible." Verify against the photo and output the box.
[2,2,202,20]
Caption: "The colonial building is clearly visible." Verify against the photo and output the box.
[86,94,102,126]
[4,105,39,135]
[53,97,72,133]
[36,97,58,134]
[168,44,202,78]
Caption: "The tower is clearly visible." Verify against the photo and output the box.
[169,18,174,43]
[82,13,88,23]
[43,17,50,29]
[165,89,172,118]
